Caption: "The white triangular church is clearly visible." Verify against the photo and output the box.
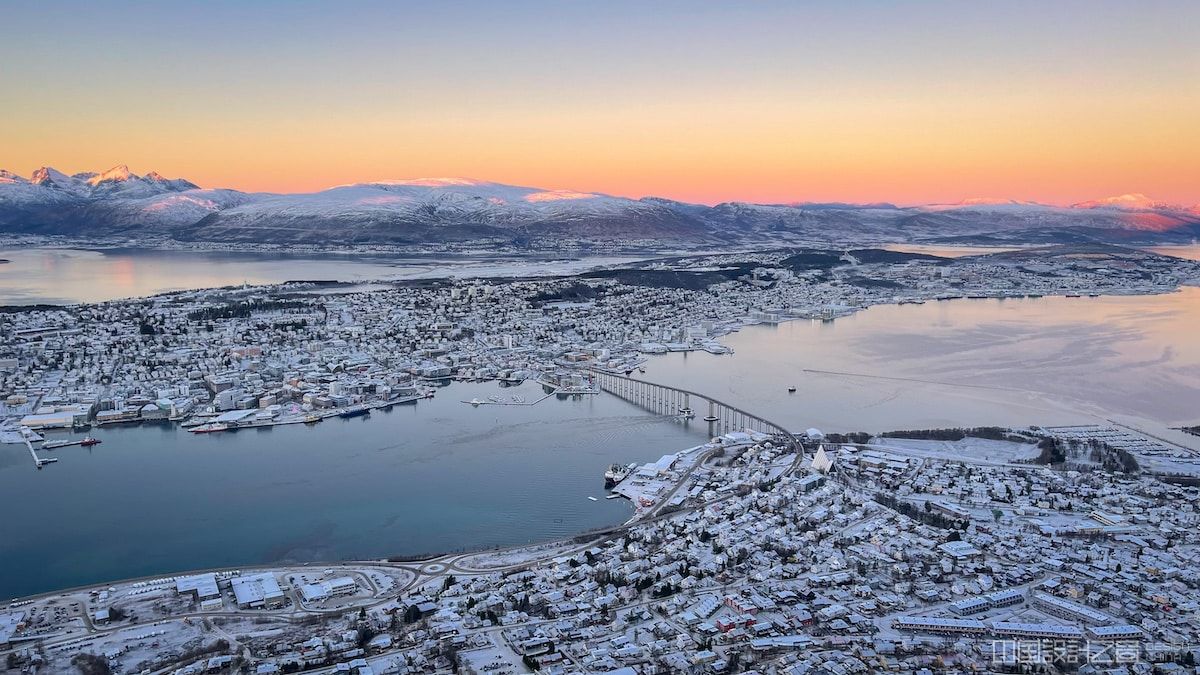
[811,444,834,474]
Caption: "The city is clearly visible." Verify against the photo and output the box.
[4,1,1200,673]
[2,244,1200,673]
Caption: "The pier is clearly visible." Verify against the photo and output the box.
[23,438,56,468]
[588,370,800,452]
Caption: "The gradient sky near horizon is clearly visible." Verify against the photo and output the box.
[2,1,1198,205]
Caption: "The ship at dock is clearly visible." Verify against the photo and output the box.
[337,405,371,419]
[604,462,635,488]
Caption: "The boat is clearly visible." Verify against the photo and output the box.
[468,398,485,406]
[788,386,797,393]
[304,414,322,424]
[587,496,598,502]
[604,462,634,487]
[189,422,229,434]
[79,437,101,446]
[338,405,371,419]
[605,493,623,500]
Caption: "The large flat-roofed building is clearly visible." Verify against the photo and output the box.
[0,611,27,648]
[991,621,1085,640]
[176,573,220,601]
[1087,624,1144,641]
[1030,592,1112,626]
[892,616,987,635]
[18,409,87,429]
[232,573,285,609]
[939,540,982,559]
[299,576,358,603]
[950,587,1026,615]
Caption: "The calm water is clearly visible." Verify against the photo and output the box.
[0,381,709,600]
[642,287,1200,444]
[0,248,646,305]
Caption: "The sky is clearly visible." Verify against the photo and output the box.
[1,1,1197,206]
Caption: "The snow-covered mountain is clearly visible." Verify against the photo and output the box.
[183,178,707,245]
[1,166,1197,247]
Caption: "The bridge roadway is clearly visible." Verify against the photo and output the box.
[588,369,800,449]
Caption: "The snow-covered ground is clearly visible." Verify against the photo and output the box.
[868,436,1041,464]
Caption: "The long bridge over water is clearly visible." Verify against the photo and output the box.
[588,369,801,452]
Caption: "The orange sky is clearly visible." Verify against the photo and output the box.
[3,2,1198,206]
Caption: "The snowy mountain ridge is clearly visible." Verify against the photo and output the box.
[1,165,1197,247]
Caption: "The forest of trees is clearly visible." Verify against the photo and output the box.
[186,299,307,321]
[880,426,1031,443]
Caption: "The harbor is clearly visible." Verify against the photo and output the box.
[0,379,710,600]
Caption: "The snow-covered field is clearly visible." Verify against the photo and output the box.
[868,436,1041,464]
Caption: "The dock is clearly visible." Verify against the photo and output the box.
[23,438,57,468]
[41,439,90,450]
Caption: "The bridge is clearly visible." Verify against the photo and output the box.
[588,369,801,452]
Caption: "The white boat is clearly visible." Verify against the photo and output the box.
[189,422,229,434]
[587,496,598,501]
[604,462,635,487]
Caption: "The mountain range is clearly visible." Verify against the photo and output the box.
[2,166,1197,248]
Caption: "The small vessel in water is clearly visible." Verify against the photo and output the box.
[587,496,598,502]
[304,414,322,424]
[338,405,371,419]
[468,398,485,406]
[788,385,797,393]
[604,462,634,487]
[79,437,101,446]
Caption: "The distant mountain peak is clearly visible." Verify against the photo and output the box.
[87,164,136,186]
[353,177,490,188]
[0,169,28,184]
[1072,193,1169,210]
[31,166,78,186]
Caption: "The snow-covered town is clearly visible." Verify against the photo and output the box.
[2,244,1200,673]
[3,424,1200,674]
[2,244,1196,444]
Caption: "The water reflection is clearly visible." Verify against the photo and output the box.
[643,288,1200,442]
[0,248,646,305]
